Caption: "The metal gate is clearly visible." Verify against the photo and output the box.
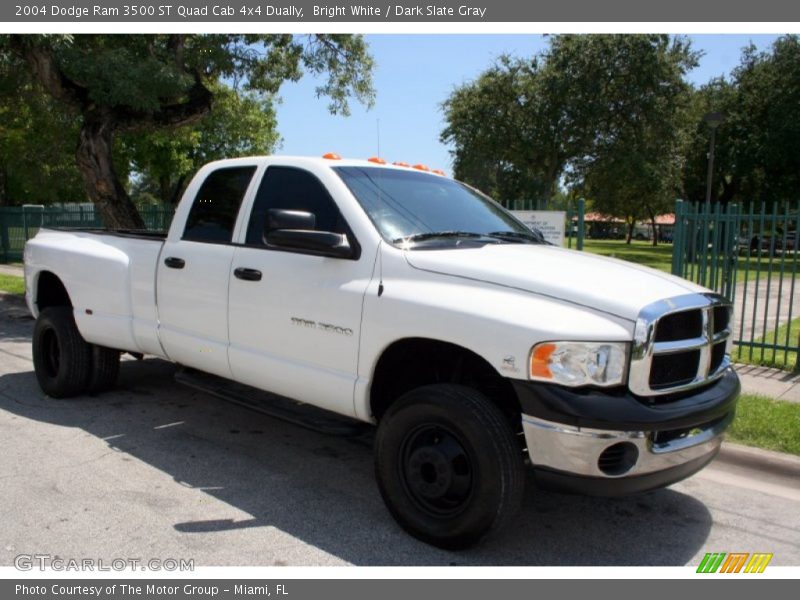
[0,204,174,263]
[672,199,800,369]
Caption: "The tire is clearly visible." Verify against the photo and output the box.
[88,345,121,394]
[32,307,92,398]
[375,384,525,549]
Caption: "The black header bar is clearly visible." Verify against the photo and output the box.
[4,0,800,23]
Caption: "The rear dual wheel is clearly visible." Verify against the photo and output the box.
[375,384,525,549]
[33,307,120,398]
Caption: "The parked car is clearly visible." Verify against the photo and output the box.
[740,232,797,255]
[23,156,739,549]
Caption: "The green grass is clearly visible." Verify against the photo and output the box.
[728,393,800,455]
[583,239,674,273]
[733,317,800,371]
[583,238,794,290]
[0,273,24,295]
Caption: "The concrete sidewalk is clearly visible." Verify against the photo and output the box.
[0,264,23,277]
[735,363,800,402]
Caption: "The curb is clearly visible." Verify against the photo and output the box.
[717,441,800,479]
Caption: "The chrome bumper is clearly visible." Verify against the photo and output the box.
[522,411,733,479]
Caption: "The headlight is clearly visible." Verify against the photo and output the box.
[529,341,628,387]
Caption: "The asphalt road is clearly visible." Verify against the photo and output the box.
[1,294,799,567]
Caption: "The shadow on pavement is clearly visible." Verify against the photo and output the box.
[0,355,714,566]
[0,294,33,344]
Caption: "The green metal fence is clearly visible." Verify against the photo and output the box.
[506,198,586,250]
[672,199,800,369]
[0,204,174,263]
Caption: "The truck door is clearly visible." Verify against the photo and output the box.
[156,165,257,378]
[227,166,373,417]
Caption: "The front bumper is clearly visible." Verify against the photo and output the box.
[514,368,740,496]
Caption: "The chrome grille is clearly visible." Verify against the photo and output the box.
[629,294,733,397]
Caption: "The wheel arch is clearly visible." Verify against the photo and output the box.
[32,270,73,317]
[367,337,522,430]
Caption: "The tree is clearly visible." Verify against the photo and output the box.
[442,57,536,202]
[3,34,374,228]
[0,56,84,205]
[441,34,698,221]
[579,119,691,245]
[569,36,698,245]
[682,36,800,207]
[441,53,591,205]
[681,79,740,205]
[124,83,280,206]
[736,36,800,203]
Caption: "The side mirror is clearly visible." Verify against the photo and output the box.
[266,229,354,259]
[263,208,355,259]
[266,209,315,232]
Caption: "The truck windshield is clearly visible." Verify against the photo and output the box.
[333,166,545,248]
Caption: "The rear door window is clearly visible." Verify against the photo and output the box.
[183,166,256,243]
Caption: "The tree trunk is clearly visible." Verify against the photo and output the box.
[76,111,145,229]
[158,174,172,205]
[543,152,561,207]
[646,208,658,247]
[170,174,188,205]
[0,165,7,206]
[626,219,635,244]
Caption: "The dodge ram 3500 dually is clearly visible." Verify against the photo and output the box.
[24,155,739,549]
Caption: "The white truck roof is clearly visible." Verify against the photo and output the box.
[203,154,448,176]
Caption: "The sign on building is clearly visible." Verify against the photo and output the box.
[512,211,566,246]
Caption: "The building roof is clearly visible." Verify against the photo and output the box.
[584,212,625,223]
[583,212,675,225]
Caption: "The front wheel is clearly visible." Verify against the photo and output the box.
[375,384,525,549]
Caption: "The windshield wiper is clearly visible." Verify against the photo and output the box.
[487,230,549,244]
[393,231,488,244]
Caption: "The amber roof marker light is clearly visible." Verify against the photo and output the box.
[368,156,387,164]
[412,164,430,172]
[322,152,342,160]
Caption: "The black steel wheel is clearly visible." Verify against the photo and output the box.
[399,423,474,518]
[375,384,524,549]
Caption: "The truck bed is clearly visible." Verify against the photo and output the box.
[24,228,166,357]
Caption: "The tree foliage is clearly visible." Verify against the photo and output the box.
[441,53,582,203]
[124,83,280,206]
[568,36,698,244]
[442,34,698,226]
[0,56,84,205]
[1,34,374,227]
[443,33,800,233]
[683,35,800,207]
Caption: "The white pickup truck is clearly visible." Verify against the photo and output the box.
[24,156,739,549]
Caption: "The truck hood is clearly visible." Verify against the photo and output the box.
[404,243,706,322]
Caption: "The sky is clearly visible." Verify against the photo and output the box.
[275,34,782,175]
